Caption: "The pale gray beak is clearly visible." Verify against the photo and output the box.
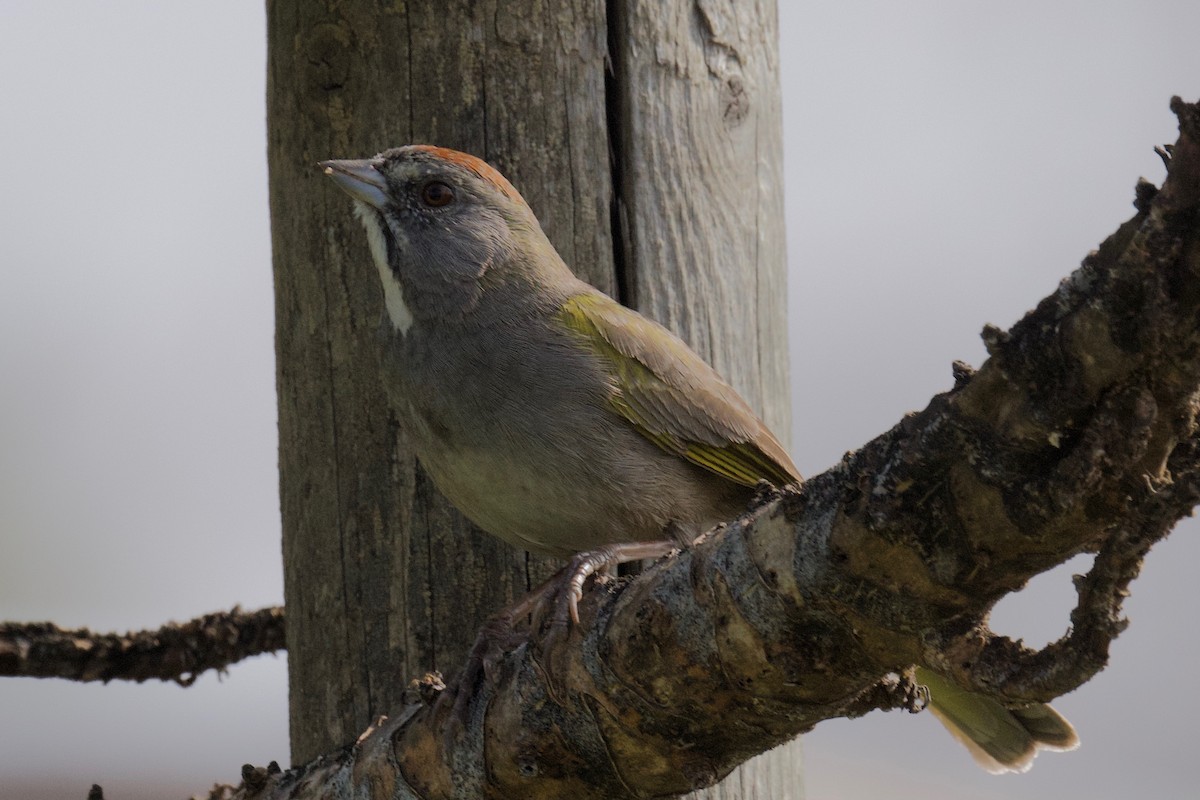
[319,158,389,210]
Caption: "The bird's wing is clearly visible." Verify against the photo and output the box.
[559,292,801,488]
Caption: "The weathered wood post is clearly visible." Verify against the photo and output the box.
[267,1,797,795]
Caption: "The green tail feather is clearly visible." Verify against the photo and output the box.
[915,667,1079,774]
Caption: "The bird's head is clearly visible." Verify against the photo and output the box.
[320,145,565,331]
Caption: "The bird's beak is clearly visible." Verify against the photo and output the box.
[319,158,389,210]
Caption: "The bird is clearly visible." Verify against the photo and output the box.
[319,144,1078,772]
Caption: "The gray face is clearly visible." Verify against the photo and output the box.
[321,146,524,328]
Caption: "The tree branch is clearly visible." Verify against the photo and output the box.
[0,606,284,685]
[944,433,1200,703]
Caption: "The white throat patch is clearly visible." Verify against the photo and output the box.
[354,201,414,334]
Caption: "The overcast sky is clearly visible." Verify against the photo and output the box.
[1,2,1197,799]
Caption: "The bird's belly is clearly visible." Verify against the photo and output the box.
[417,444,633,557]
[387,330,752,558]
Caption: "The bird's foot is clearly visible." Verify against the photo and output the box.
[528,540,678,696]
[532,540,679,629]
[438,540,677,738]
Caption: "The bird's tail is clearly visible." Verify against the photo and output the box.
[915,666,1080,774]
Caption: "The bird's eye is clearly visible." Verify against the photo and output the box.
[420,181,455,208]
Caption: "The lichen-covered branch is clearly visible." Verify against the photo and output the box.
[941,433,1200,703]
[0,606,284,685]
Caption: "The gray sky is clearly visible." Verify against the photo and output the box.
[1,2,1197,799]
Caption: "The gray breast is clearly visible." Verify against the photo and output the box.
[377,317,747,556]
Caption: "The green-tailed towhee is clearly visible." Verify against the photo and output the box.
[320,145,1077,773]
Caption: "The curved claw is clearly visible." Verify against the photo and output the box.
[559,540,679,626]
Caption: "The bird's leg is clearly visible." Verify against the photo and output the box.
[521,540,677,703]
[560,541,678,624]
[525,540,679,640]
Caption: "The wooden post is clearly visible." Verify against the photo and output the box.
[267,0,797,794]
[612,3,798,797]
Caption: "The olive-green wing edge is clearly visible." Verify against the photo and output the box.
[559,292,801,489]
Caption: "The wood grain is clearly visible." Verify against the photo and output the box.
[267,1,795,793]
[268,0,614,764]
[613,2,798,796]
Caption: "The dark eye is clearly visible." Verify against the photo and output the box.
[420,181,455,208]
